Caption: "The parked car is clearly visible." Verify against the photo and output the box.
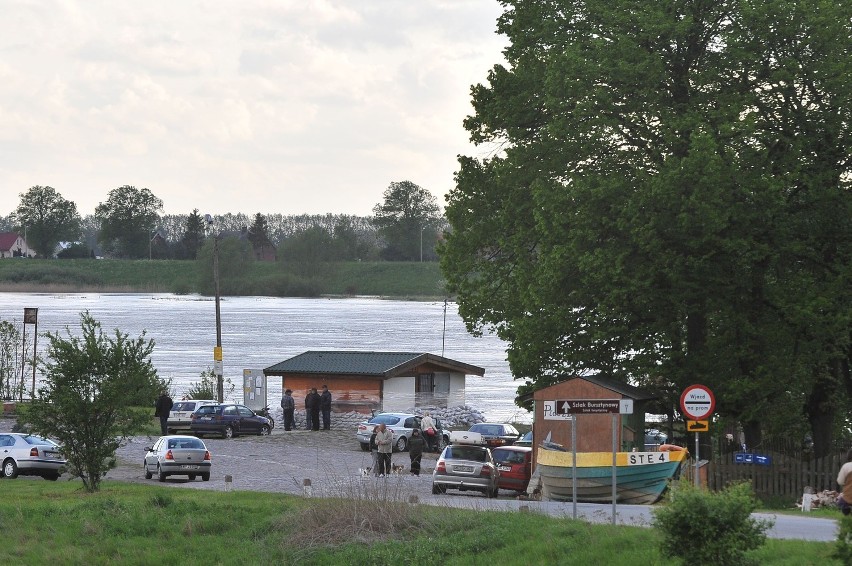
[645,428,668,450]
[0,433,66,480]
[355,412,449,452]
[514,430,533,447]
[190,404,272,438]
[467,423,521,447]
[167,399,218,433]
[432,440,499,498]
[143,435,211,482]
[491,445,532,493]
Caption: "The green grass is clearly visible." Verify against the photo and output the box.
[0,259,445,298]
[0,481,839,565]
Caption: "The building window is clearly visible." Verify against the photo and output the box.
[416,373,434,393]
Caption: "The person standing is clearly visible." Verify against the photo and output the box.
[308,388,321,431]
[420,412,437,452]
[375,423,394,476]
[320,385,332,430]
[369,425,380,476]
[280,389,295,431]
[408,428,426,475]
[154,391,173,436]
[304,389,314,430]
[838,449,852,515]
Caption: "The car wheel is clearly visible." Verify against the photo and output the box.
[432,483,446,495]
[144,462,152,480]
[395,436,408,452]
[223,426,234,439]
[2,458,18,479]
[157,465,167,482]
[188,474,196,481]
[201,473,210,481]
[259,425,271,436]
[360,442,370,452]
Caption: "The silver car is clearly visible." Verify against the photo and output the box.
[143,435,212,482]
[432,443,499,497]
[355,412,449,452]
[167,399,218,434]
[0,433,66,480]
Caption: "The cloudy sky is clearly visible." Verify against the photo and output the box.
[0,1,507,217]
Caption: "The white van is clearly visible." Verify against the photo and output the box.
[167,399,218,433]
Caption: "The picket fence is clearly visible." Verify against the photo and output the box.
[704,451,845,500]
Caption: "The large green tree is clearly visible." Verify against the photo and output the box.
[24,312,165,492]
[247,213,274,259]
[180,208,207,260]
[14,185,81,258]
[95,185,163,258]
[440,0,851,454]
[372,181,442,261]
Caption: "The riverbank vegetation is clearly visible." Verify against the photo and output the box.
[0,258,445,298]
[0,481,838,564]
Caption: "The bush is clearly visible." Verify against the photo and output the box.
[653,481,773,566]
[835,513,852,563]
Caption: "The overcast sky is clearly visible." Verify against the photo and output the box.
[0,1,507,217]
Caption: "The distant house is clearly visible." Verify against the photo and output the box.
[0,232,34,258]
[264,351,486,414]
[219,228,277,262]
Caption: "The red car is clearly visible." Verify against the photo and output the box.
[491,445,532,493]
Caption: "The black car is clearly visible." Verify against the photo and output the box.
[190,404,272,439]
[467,423,521,447]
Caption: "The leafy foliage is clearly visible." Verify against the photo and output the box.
[185,368,217,400]
[372,181,442,261]
[247,213,274,259]
[440,0,852,453]
[653,481,772,566]
[23,312,166,492]
[834,514,852,563]
[14,185,82,258]
[0,320,22,400]
[95,185,163,259]
[179,208,206,260]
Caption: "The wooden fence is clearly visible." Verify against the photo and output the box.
[705,451,845,500]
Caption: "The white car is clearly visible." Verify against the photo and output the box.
[0,433,67,480]
[167,399,218,434]
[143,435,212,482]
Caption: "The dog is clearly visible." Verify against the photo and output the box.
[358,467,372,477]
[391,464,405,474]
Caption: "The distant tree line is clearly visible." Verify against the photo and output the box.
[0,181,446,263]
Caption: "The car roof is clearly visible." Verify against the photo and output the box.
[492,445,531,453]
[158,435,205,439]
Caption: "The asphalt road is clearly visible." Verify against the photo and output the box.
[3,420,840,542]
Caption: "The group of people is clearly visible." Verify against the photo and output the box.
[279,385,332,431]
[368,412,439,477]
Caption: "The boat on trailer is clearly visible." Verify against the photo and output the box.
[536,446,688,505]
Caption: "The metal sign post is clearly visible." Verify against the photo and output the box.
[22,308,38,400]
[680,384,715,487]
[571,414,577,519]
[612,413,617,525]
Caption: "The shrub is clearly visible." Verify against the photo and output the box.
[185,369,217,400]
[653,481,772,566]
[835,513,852,563]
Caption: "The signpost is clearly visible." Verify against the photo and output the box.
[680,384,715,486]
[22,308,37,401]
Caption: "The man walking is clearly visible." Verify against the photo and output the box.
[320,385,332,430]
[280,389,295,431]
[375,423,394,476]
[154,391,173,436]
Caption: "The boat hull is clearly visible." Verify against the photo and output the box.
[537,449,687,505]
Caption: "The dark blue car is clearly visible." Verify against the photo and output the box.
[190,404,272,439]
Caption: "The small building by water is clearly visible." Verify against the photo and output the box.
[263,351,485,414]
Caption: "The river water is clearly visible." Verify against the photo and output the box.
[0,293,531,423]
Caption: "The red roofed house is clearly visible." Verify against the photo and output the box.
[0,233,34,258]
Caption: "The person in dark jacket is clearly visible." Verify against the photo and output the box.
[408,428,426,475]
[369,425,380,476]
[154,391,173,435]
[308,388,321,431]
[304,389,314,430]
[320,385,332,430]
[280,389,295,431]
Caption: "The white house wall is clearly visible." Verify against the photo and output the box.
[383,376,415,412]
[449,372,466,407]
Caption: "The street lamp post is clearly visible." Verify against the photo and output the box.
[206,214,224,402]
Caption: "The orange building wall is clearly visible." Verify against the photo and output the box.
[279,375,382,414]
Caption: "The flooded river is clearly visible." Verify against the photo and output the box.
[0,293,531,423]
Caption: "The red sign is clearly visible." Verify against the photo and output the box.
[680,384,715,420]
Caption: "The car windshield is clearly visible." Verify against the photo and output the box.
[492,449,526,464]
[172,402,197,412]
[471,424,505,436]
[370,415,402,426]
[445,446,488,462]
[23,435,57,446]
[194,406,218,415]
[167,438,205,449]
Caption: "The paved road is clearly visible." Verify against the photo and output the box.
[2,419,838,542]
